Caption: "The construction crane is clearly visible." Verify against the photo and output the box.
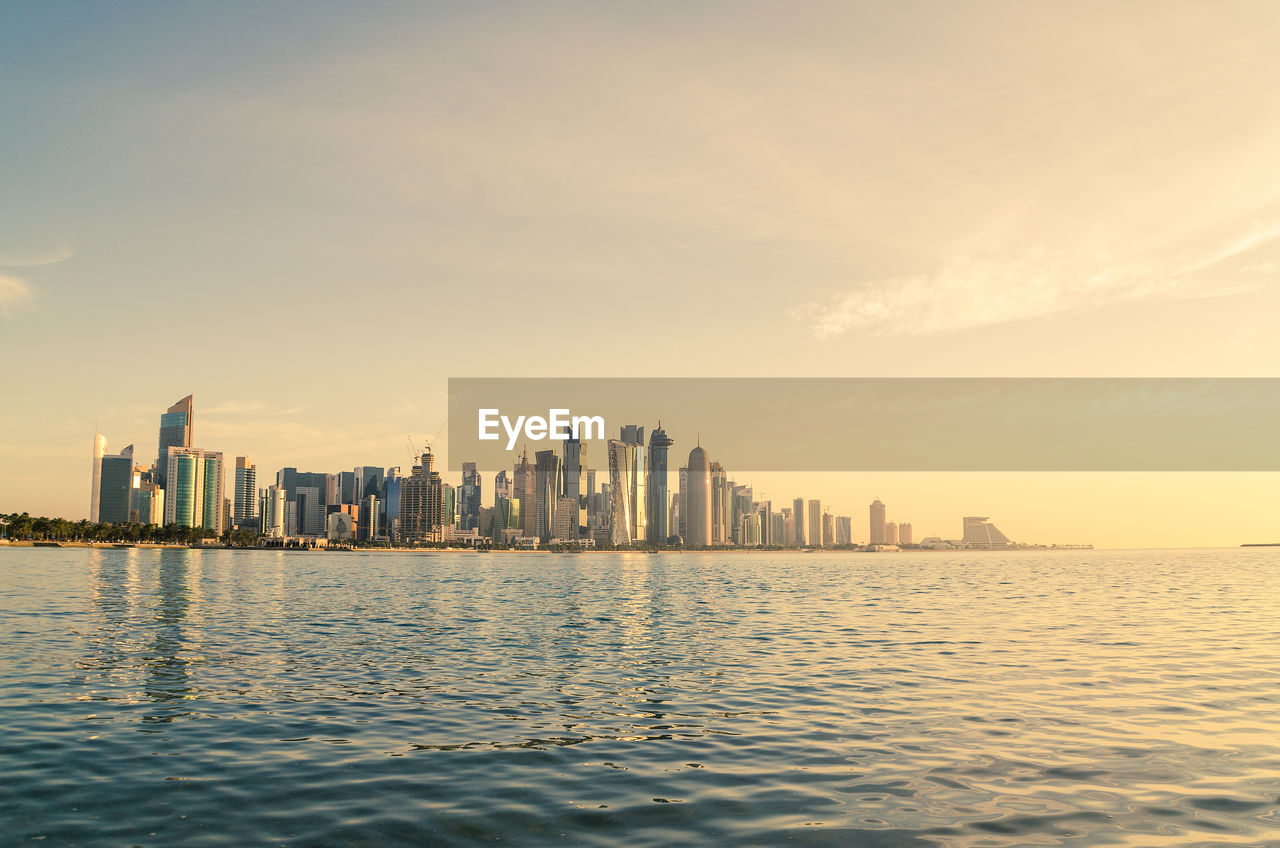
[406,419,448,466]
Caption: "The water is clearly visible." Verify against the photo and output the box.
[2,547,1279,847]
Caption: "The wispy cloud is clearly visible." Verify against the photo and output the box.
[0,274,34,316]
[791,224,1280,338]
[0,243,74,268]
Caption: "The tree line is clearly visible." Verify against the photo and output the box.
[0,513,249,546]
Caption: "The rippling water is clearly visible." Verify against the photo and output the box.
[2,547,1279,846]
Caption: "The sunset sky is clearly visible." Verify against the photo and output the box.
[2,1,1278,546]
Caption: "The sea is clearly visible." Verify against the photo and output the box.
[2,546,1278,847]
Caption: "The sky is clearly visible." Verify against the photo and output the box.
[2,1,1279,546]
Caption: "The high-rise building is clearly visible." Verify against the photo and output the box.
[646,425,673,545]
[400,450,444,543]
[835,515,852,545]
[808,499,822,548]
[513,449,537,539]
[261,485,287,537]
[459,462,482,532]
[685,444,712,547]
[163,447,224,534]
[234,457,257,525]
[89,432,107,522]
[154,395,193,488]
[823,511,835,547]
[359,494,381,541]
[562,435,583,506]
[553,495,579,542]
[607,439,646,546]
[885,520,899,545]
[294,486,323,536]
[793,497,807,547]
[494,469,510,501]
[677,466,688,540]
[493,495,520,544]
[899,522,913,545]
[710,462,729,545]
[534,450,561,543]
[354,466,384,503]
[869,499,886,545]
[98,444,134,524]
[131,465,165,525]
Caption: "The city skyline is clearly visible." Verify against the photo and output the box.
[2,3,1279,547]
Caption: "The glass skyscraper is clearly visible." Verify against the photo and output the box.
[155,395,193,488]
[646,425,673,545]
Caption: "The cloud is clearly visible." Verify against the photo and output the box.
[0,274,34,316]
[0,243,74,268]
[791,225,1280,338]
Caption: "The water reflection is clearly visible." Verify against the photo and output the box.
[142,550,193,722]
[81,548,200,722]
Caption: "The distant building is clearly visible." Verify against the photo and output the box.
[807,500,822,548]
[869,499,886,545]
[685,444,712,547]
[646,425,673,545]
[513,449,537,540]
[294,486,323,536]
[458,462,481,532]
[885,520,898,545]
[962,516,1012,548]
[899,522,913,545]
[822,511,834,547]
[154,395,193,488]
[163,447,224,534]
[89,432,107,522]
[234,457,257,525]
[399,450,444,543]
[710,462,729,545]
[354,466,384,503]
[260,485,287,537]
[793,497,807,546]
[327,512,355,541]
[534,450,562,543]
[607,438,646,546]
[835,515,852,545]
[553,495,579,542]
[130,477,164,526]
[98,444,134,524]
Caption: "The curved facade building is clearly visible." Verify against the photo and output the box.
[685,444,712,547]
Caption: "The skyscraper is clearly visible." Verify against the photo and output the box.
[513,448,537,539]
[808,500,822,548]
[459,462,481,532]
[534,450,562,543]
[89,432,107,522]
[607,438,646,546]
[685,443,712,547]
[646,425,673,545]
[155,395,193,488]
[494,469,510,501]
[793,497,806,546]
[98,444,134,524]
[562,435,583,507]
[234,457,257,526]
[400,449,444,543]
[870,499,886,545]
[710,462,728,544]
[163,447,224,534]
[899,522,913,545]
[885,520,899,545]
